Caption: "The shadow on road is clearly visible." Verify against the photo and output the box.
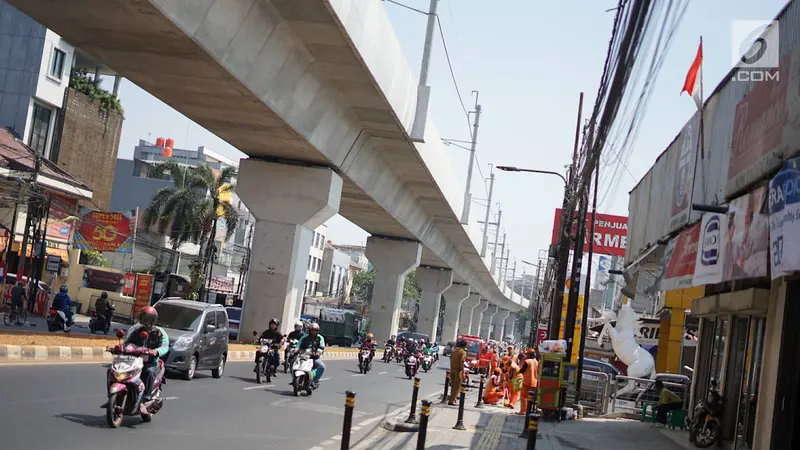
[229,375,257,384]
[56,413,111,429]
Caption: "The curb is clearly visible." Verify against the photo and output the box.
[382,417,420,432]
[0,345,381,363]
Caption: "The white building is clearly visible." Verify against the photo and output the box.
[319,244,351,299]
[304,224,327,296]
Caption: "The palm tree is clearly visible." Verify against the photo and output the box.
[143,159,240,298]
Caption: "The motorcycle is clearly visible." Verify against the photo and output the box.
[89,304,115,334]
[383,344,395,363]
[430,343,440,362]
[292,349,320,396]
[254,337,279,384]
[689,384,724,448]
[46,307,73,333]
[396,347,405,363]
[462,361,472,388]
[358,348,373,374]
[284,339,299,373]
[420,352,434,372]
[404,353,419,379]
[104,329,165,428]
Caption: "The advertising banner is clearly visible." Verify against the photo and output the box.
[669,112,701,232]
[123,273,136,297]
[133,273,154,319]
[551,209,628,258]
[558,294,584,364]
[661,222,701,291]
[83,268,125,292]
[46,195,77,242]
[768,157,800,279]
[693,212,728,285]
[724,186,769,280]
[73,208,134,253]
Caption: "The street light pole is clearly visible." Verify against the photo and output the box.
[461,94,481,224]
[491,208,502,272]
[481,167,495,258]
[410,0,440,141]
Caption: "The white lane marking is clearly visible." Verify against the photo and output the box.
[308,447,324,450]
[351,374,364,377]
[242,385,274,390]
[164,396,180,400]
[357,416,382,427]
[319,440,334,446]
[331,435,342,440]
[351,426,362,431]
[319,377,331,381]
[378,371,388,375]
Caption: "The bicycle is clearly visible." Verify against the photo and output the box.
[3,303,28,326]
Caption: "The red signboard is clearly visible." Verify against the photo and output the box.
[662,221,701,290]
[46,195,77,241]
[551,209,628,258]
[123,273,136,297]
[73,209,133,253]
[133,273,153,320]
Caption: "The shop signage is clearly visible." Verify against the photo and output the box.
[45,255,61,273]
[693,213,728,285]
[551,209,628,258]
[73,208,134,253]
[133,274,154,319]
[206,276,234,294]
[83,268,124,292]
[724,186,769,280]
[669,112,701,232]
[123,273,136,297]
[768,156,800,279]
[46,195,77,241]
[661,222,701,290]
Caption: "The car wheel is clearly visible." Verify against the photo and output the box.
[212,354,226,379]
[183,355,197,380]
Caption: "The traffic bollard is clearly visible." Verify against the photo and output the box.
[519,390,536,438]
[526,412,540,450]
[342,391,356,450]
[416,400,431,450]
[440,370,450,403]
[452,382,467,430]
[474,375,485,408]
[406,377,421,423]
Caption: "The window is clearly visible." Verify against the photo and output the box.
[215,311,228,329]
[49,48,66,80]
[308,255,312,271]
[28,103,52,156]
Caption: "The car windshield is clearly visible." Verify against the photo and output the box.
[465,340,481,357]
[154,303,203,331]
[226,308,241,321]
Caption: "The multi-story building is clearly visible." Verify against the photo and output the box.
[332,244,370,272]
[0,1,124,210]
[319,243,351,300]
[304,224,327,297]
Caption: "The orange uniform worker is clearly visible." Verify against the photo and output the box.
[483,368,504,404]
[504,356,523,409]
[518,348,540,415]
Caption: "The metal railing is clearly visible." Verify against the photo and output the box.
[568,370,611,416]
[611,376,689,414]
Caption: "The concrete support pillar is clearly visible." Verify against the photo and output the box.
[236,160,342,336]
[459,293,481,335]
[113,75,122,96]
[365,236,421,340]
[498,309,511,340]
[481,304,498,340]
[472,300,489,337]
[415,267,453,341]
[440,283,470,343]
[510,316,517,339]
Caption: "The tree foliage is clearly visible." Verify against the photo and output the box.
[350,268,421,306]
[69,69,124,116]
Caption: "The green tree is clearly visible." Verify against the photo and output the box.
[142,159,239,297]
[350,269,421,305]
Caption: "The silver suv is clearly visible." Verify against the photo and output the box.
[154,299,229,380]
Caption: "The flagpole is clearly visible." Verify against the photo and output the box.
[688,36,704,215]
[699,36,705,160]
[129,207,139,272]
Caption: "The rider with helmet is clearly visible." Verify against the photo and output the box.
[255,318,284,371]
[287,321,305,341]
[405,338,421,359]
[359,332,376,365]
[120,306,169,414]
[50,284,74,326]
[296,322,326,388]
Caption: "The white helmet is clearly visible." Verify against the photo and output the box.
[294,321,303,330]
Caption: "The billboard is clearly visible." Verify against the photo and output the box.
[661,222,701,291]
[551,209,628,258]
[769,156,800,279]
[693,212,727,285]
[669,112,701,232]
[558,294,584,364]
[73,208,134,253]
[133,273,154,319]
[725,186,769,280]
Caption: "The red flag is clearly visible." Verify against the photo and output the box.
[681,39,703,109]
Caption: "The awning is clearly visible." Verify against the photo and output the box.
[621,243,665,298]
[691,288,770,317]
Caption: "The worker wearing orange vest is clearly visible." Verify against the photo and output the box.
[518,348,540,415]
[483,367,504,405]
[504,356,523,409]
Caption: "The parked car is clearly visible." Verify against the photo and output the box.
[225,307,241,340]
[154,298,229,380]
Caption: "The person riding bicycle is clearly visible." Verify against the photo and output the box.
[119,306,168,415]
[359,333,376,365]
[255,318,284,371]
[10,281,25,313]
[296,323,326,388]
[50,284,73,326]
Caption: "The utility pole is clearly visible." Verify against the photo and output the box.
[547,92,583,340]
[490,208,502,272]
[497,232,506,279]
[575,162,600,402]
[509,260,517,296]
[480,167,495,257]
[410,0,440,141]
[461,93,482,224]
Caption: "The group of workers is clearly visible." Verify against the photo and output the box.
[449,340,540,415]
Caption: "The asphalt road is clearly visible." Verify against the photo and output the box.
[0,356,450,450]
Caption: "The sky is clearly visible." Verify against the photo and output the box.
[112,0,789,273]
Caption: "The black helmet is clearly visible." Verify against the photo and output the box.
[269,318,280,327]
[100,292,108,299]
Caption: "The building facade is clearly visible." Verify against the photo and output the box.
[623,4,800,448]
[304,224,327,297]
[319,243,351,300]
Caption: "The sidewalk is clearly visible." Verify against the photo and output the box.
[350,388,694,450]
[0,312,127,336]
